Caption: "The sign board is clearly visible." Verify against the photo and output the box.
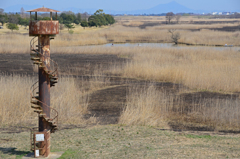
[36,134,44,142]
[35,150,39,157]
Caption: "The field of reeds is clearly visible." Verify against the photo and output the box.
[119,84,240,131]
[1,16,240,133]
[0,75,93,127]
[0,15,240,54]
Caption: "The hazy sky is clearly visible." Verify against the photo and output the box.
[1,0,240,11]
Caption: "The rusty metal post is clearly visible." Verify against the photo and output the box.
[28,7,60,158]
[38,35,51,132]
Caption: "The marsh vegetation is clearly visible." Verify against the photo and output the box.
[0,15,240,158]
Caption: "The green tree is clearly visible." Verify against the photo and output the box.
[65,23,75,31]
[19,18,29,29]
[80,20,88,29]
[74,19,80,25]
[42,17,51,20]
[7,23,19,32]
[104,14,115,25]
[76,13,81,23]
[87,9,115,27]
[60,11,76,24]
[0,8,6,26]
[88,16,100,27]
[94,9,104,16]
[0,14,7,26]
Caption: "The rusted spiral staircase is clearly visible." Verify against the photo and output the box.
[30,36,59,134]
[27,7,61,157]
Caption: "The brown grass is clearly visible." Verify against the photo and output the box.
[119,84,240,131]
[0,17,240,54]
[119,85,169,128]
[121,47,240,93]
[0,75,93,127]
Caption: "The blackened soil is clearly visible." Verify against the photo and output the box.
[1,53,239,132]
[123,20,240,32]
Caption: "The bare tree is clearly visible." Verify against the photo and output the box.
[8,14,19,24]
[168,29,181,44]
[166,12,175,24]
[20,7,25,18]
[81,12,89,21]
[59,24,64,33]
[175,14,181,24]
[0,8,5,26]
[0,8,4,15]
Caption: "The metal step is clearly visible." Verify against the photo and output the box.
[34,110,43,113]
[44,117,51,121]
[31,57,41,61]
[32,96,39,99]
[39,65,46,69]
[48,120,56,124]
[30,53,38,56]
[51,124,57,127]
[31,49,38,52]
[31,105,41,109]
[50,76,58,80]
[50,79,58,84]
[33,61,42,65]
[31,100,39,105]
[39,113,46,117]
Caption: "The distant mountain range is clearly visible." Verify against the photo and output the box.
[3,1,240,15]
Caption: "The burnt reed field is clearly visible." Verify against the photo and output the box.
[1,16,240,158]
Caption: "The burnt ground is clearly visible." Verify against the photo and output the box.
[123,20,240,31]
[0,53,239,131]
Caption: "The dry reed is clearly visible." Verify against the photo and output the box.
[119,85,240,130]
[119,85,169,128]
[121,47,240,92]
[0,75,92,127]
[1,21,239,54]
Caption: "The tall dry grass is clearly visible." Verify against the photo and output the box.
[121,47,240,92]
[119,85,169,128]
[0,75,35,126]
[1,21,240,54]
[119,85,240,130]
[0,75,93,127]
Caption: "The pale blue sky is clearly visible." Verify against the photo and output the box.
[1,0,240,12]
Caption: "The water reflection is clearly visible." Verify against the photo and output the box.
[105,43,240,51]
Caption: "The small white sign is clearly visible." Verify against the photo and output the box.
[35,149,39,157]
[36,134,44,142]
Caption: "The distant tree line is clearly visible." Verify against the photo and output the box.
[0,8,115,32]
[165,12,181,24]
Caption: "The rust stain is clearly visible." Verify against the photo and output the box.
[29,21,59,35]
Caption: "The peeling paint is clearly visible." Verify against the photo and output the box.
[29,21,59,35]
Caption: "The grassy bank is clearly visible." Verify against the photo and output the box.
[1,125,240,158]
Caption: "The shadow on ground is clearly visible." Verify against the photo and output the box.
[0,147,30,157]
